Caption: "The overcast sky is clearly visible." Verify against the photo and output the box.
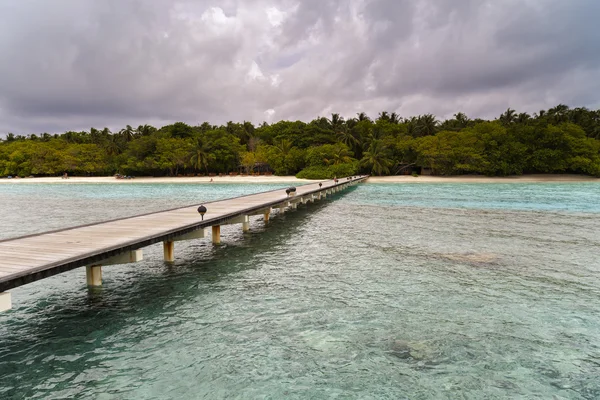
[0,0,599,135]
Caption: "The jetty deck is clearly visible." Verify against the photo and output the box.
[0,176,367,311]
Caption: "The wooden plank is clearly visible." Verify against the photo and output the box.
[0,263,36,271]
[0,253,67,263]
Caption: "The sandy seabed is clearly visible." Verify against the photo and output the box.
[0,174,598,185]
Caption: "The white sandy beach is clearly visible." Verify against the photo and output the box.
[0,174,598,184]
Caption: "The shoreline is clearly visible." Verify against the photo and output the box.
[366,174,600,183]
[0,174,598,185]
[0,176,311,184]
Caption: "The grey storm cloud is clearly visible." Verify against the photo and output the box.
[0,0,599,134]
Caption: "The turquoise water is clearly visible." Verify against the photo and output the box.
[0,182,599,399]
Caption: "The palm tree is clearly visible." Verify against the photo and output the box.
[136,124,155,137]
[336,125,357,148]
[328,113,345,131]
[406,117,418,137]
[499,108,517,126]
[417,114,438,136]
[243,121,255,142]
[389,112,401,124]
[357,112,371,122]
[548,104,570,123]
[274,139,293,157]
[325,144,353,166]
[516,113,531,124]
[378,111,390,122]
[568,107,593,129]
[103,134,124,156]
[119,125,135,142]
[90,127,102,144]
[189,138,214,174]
[454,112,469,128]
[360,140,393,175]
[345,117,358,129]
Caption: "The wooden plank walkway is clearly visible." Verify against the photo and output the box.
[0,176,367,293]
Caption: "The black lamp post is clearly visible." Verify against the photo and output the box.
[197,205,207,220]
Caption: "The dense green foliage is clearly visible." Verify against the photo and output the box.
[1,105,600,178]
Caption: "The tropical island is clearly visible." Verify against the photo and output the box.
[1,104,599,179]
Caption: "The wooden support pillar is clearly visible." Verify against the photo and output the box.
[212,225,221,244]
[86,265,102,287]
[85,250,143,286]
[264,211,270,223]
[0,292,12,312]
[242,217,250,232]
[163,240,174,262]
[291,202,298,210]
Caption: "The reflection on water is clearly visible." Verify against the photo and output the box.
[0,182,599,399]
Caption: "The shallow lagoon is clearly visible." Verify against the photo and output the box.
[1,182,599,399]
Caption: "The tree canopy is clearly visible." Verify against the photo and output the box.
[1,104,599,178]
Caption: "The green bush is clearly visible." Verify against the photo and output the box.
[296,162,358,179]
[328,162,359,178]
[296,166,328,179]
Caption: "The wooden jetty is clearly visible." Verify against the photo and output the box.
[0,176,367,311]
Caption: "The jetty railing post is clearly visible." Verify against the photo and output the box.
[163,241,175,262]
[86,265,102,287]
[212,225,221,244]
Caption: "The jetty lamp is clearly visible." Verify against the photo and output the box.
[319,183,322,188]
[197,205,207,220]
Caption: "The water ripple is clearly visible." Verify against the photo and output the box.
[0,183,599,399]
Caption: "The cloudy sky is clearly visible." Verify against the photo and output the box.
[0,0,599,135]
